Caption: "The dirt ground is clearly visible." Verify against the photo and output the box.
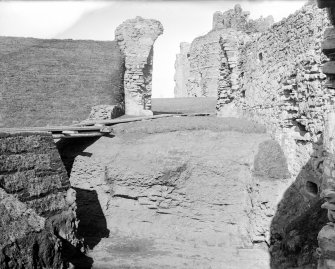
[65,116,293,269]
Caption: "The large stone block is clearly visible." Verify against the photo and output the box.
[0,132,79,268]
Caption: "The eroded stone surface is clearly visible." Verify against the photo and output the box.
[115,16,163,116]
[69,117,291,268]
[0,133,79,268]
[174,5,272,98]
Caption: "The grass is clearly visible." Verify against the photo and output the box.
[151,97,217,114]
[113,116,266,136]
[0,36,124,128]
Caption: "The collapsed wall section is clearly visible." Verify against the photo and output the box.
[0,37,125,127]
[0,132,79,268]
[115,16,163,116]
[176,5,272,98]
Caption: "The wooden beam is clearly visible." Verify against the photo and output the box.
[52,132,103,139]
[0,113,214,136]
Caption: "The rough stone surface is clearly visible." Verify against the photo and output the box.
[0,37,125,127]
[174,5,272,98]
[68,116,294,268]
[87,104,124,121]
[231,4,330,143]
[187,29,250,98]
[212,4,274,33]
[115,16,163,116]
[0,133,79,268]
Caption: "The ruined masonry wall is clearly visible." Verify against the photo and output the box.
[115,16,163,116]
[0,132,78,268]
[187,29,250,98]
[222,4,331,175]
[179,5,272,98]
[237,4,330,137]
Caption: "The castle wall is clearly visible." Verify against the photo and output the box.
[214,4,333,267]
[0,132,78,268]
[235,4,330,141]
[176,5,272,98]
[0,37,125,127]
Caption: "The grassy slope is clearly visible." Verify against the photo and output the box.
[0,37,124,127]
[151,97,217,114]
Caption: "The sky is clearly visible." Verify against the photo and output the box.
[0,0,307,97]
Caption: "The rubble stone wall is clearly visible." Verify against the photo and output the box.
[115,16,163,116]
[0,37,125,127]
[186,29,250,98]
[233,4,330,143]
[214,4,333,268]
[175,5,272,98]
[0,132,78,268]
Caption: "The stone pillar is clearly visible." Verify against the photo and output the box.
[317,1,335,268]
[174,42,191,97]
[115,16,163,116]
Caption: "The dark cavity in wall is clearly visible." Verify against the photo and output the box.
[258,52,263,61]
[306,181,318,196]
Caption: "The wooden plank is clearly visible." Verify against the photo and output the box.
[0,113,214,135]
[77,113,214,126]
[52,132,103,139]
[0,125,104,133]
[76,114,177,126]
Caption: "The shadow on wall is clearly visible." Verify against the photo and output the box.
[56,137,110,268]
[56,137,101,176]
[74,187,110,250]
[269,138,328,268]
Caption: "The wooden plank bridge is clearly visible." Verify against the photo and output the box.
[0,113,213,139]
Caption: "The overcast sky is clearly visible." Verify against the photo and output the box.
[0,1,307,97]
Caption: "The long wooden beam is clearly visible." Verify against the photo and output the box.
[0,113,214,138]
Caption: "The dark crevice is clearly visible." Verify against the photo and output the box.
[113,194,138,200]
[306,181,318,196]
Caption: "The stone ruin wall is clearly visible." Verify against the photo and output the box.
[174,5,273,98]
[115,16,163,116]
[0,132,78,268]
[216,4,335,268]
[223,4,330,176]
[186,29,250,98]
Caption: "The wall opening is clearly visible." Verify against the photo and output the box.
[306,181,318,196]
[258,52,263,61]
